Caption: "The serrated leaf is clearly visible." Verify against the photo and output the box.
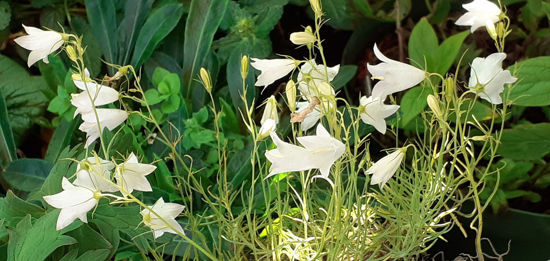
[508,56,550,106]
[498,123,550,160]
[0,191,44,227]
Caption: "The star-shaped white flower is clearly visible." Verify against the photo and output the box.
[359,96,400,134]
[73,156,118,192]
[366,148,406,187]
[140,198,185,239]
[71,69,120,116]
[251,58,297,87]
[115,153,155,194]
[367,44,425,100]
[43,177,100,230]
[455,0,501,35]
[79,108,128,148]
[14,25,65,67]
[265,124,345,180]
[468,53,517,104]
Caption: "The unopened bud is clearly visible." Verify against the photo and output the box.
[258,119,276,140]
[199,67,212,93]
[309,0,322,15]
[427,94,442,119]
[444,77,455,101]
[471,135,488,141]
[261,95,278,124]
[290,26,315,45]
[241,55,249,79]
[486,23,498,40]
[286,80,297,112]
[65,45,77,62]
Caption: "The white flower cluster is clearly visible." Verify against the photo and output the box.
[14,26,186,238]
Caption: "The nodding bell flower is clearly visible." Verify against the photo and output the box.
[295,101,322,131]
[14,25,67,67]
[359,96,400,134]
[71,69,120,116]
[367,44,425,100]
[79,108,128,148]
[265,124,345,180]
[115,152,156,195]
[140,198,185,239]
[366,147,406,188]
[297,60,339,101]
[258,119,277,140]
[455,0,502,36]
[43,177,101,230]
[73,156,118,192]
[258,96,279,139]
[251,58,298,88]
[468,53,517,104]
[290,26,315,45]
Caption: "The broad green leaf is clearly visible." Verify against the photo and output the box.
[131,3,184,68]
[84,0,117,74]
[44,118,80,163]
[332,65,357,90]
[31,146,81,201]
[398,85,432,126]
[92,204,150,252]
[4,159,53,192]
[60,249,110,261]
[498,123,550,160]
[0,55,48,145]
[72,17,102,78]
[0,191,44,227]
[0,87,15,168]
[66,224,112,254]
[183,0,229,109]
[408,18,438,70]
[117,0,154,65]
[321,0,360,30]
[7,211,77,261]
[0,1,11,30]
[152,67,172,87]
[508,56,550,106]
[433,30,469,75]
[144,89,162,105]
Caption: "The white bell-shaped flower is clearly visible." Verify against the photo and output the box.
[115,153,155,195]
[79,108,128,148]
[455,0,501,34]
[73,156,118,192]
[43,177,100,230]
[71,69,119,116]
[251,58,297,87]
[265,124,345,180]
[296,101,322,131]
[258,119,277,139]
[297,60,339,100]
[367,44,425,100]
[366,148,406,187]
[140,198,185,239]
[359,96,400,134]
[468,53,517,104]
[14,25,65,67]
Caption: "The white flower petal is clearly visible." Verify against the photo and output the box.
[455,0,501,33]
[468,53,516,104]
[359,96,400,134]
[251,58,296,87]
[366,149,404,187]
[14,25,64,67]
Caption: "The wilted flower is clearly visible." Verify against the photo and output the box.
[79,108,128,148]
[359,96,399,134]
[43,177,100,230]
[367,44,425,100]
[251,58,297,87]
[261,96,279,125]
[295,101,322,131]
[14,25,66,67]
[265,124,345,180]
[140,198,185,239]
[73,156,118,192]
[366,148,406,187]
[455,0,502,36]
[115,152,155,195]
[468,53,517,104]
[290,26,315,45]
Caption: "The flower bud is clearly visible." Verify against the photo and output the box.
[443,77,455,101]
[199,67,212,93]
[261,95,278,124]
[65,45,77,62]
[427,94,442,119]
[241,55,249,80]
[471,135,488,141]
[258,119,276,140]
[286,80,297,112]
[290,26,315,45]
[486,23,498,40]
[309,0,322,15]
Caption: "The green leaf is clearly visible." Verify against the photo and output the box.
[4,159,53,192]
[321,0,360,30]
[152,67,172,87]
[0,191,44,227]
[226,43,256,111]
[408,18,438,70]
[31,146,81,201]
[84,0,118,74]
[72,17,102,77]
[508,56,550,106]
[183,0,229,109]
[7,211,77,261]
[117,0,154,65]
[0,87,16,168]
[398,85,432,126]
[65,224,112,254]
[433,30,469,75]
[131,3,184,69]
[144,89,163,105]
[161,94,181,114]
[498,123,550,160]
[60,249,110,261]
[44,118,80,163]
[332,65,357,90]
[0,1,11,30]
